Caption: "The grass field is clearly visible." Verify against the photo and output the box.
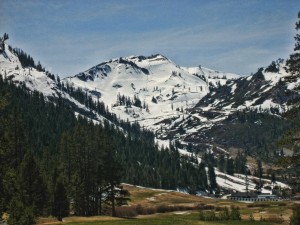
[38,184,297,225]
[40,213,279,225]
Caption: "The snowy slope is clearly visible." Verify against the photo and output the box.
[215,170,289,193]
[0,45,108,124]
[197,60,299,113]
[0,45,58,96]
[1,44,294,193]
[63,55,300,161]
[64,54,240,133]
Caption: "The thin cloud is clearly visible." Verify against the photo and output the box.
[1,0,298,77]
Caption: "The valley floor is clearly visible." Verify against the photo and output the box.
[38,184,296,225]
[37,213,286,225]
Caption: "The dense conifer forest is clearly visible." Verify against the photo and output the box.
[0,76,212,223]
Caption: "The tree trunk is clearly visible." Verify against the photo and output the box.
[111,184,116,217]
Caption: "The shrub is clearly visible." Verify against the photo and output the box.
[135,204,143,215]
[138,206,156,215]
[196,203,215,210]
[199,211,205,220]
[230,206,241,220]
[7,198,36,225]
[264,215,283,224]
[156,204,171,213]
[277,202,287,207]
[115,206,138,218]
[247,203,269,208]
[205,211,217,221]
[290,205,300,225]
[219,207,230,220]
[199,207,230,221]
[215,206,227,211]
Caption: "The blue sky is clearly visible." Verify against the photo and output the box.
[0,0,299,77]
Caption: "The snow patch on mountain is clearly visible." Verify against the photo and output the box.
[0,45,109,124]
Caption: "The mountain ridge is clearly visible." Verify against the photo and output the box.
[1,42,298,163]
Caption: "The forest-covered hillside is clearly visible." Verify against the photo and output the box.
[0,76,213,223]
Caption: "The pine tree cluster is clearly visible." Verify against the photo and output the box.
[0,75,212,222]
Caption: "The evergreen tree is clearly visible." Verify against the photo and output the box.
[286,12,300,78]
[18,151,47,216]
[115,186,130,206]
[208,165,217,192]
[256,159,263,189]
[218,154,225,172]
[103,143,124,217]
[226,158,235,175]
[7,198,35,225]
[3,33,9,41]
[53,181,69,221]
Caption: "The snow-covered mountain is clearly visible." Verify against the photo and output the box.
[3,44,300,151]
[0,44,296,192]
[0,45,108,124]
[3,43,299,147]
[0,45,58,96]
[64,54,241,139]
[63,54,300,151]
[197,59,300,112]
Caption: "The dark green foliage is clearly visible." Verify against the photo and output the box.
[133,95,142,108]
[203,109,290,162]
[0,74,208,218]
[208,165,217,191]
[13,48,36,68]
[278,106,300,191]
[219,207,230,220]
[286,12,300,79]
[230,206,241,220]
[152,96,157,103]
[19,151,47,215]
[226,158,235,175]
[53,181,69,221]
[199,206,240,221]
[218,154,225,172]
[13,48,46,72]
[3,33,9,41]
[265,60,280,73]
[0,33,9,51]
[7,198,36,225]
[36,61,45,72]
[235,151,247,174]
[290,205,300,225]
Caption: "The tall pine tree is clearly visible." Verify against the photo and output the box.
[286,12,300,78]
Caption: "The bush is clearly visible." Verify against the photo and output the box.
[8,198,36,225]
[230,206,241,220]
[199,207,231,221]
[205,211,217,221]
[115,206,138,218]
[133,204,197,216]
[135,204,143,215]
[196,203,215,210]
[137,206,156,215]
[219,207,230,220]
[277,202,287,207]
[264,215,284,224]
[215,206,227,211]
[156,204,171,213]
[247,203,269,208]
[290,205,300,225]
